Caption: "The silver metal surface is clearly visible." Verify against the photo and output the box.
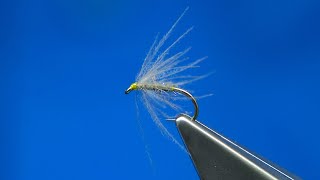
[175,114,299,180]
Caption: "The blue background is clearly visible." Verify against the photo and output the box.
[1,0,319,179]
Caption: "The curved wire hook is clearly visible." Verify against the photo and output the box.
[171,87,199,121]
[125,83,199,121]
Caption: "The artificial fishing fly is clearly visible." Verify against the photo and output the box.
[125,7,209,145]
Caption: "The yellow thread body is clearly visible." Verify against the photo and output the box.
[126,82,175,93]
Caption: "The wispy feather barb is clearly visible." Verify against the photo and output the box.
[125,7,210,148]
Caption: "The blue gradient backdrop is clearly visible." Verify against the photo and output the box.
[1,0,319,179]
